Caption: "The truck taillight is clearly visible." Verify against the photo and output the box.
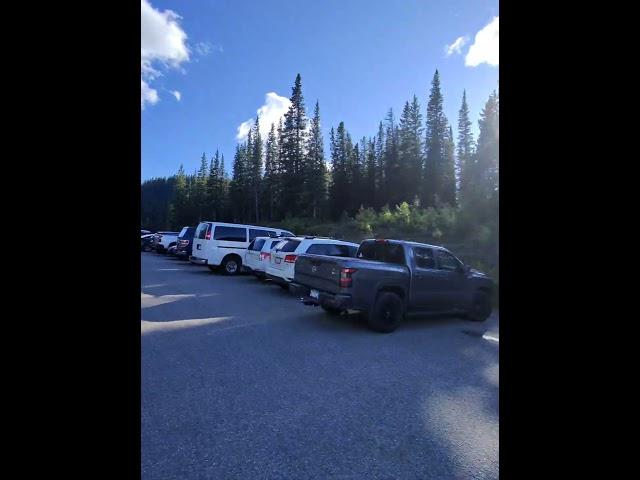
[284,254,297,263]
[260,252,271,261]
[339,268,357,288]
[205,231,211,240]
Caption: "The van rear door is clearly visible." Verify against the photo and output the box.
[192,222,211,258]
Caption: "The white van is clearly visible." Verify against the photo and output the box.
[190,222,294,275]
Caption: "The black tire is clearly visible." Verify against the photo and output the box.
[321,305,342,315]
[221,256,241,276]
[468,290,492,322]
[367,292,404,333]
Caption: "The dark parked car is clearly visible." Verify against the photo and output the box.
[175,226,196,259]
[141,234,155,252]
[292,239,494,333]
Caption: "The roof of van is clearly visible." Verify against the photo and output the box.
[199,221,291,231]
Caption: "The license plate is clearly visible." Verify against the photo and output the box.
[275,257,281,264]
[310,289,319,299]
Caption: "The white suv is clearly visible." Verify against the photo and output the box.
[266,237,359,287]
[244,236,286,279]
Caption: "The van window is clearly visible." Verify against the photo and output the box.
[277,239,301,252]
[178,227,188,237]
[195,223,211,239]
[249,229,274,241]
[249,238,266,251]
[213,226,247,242]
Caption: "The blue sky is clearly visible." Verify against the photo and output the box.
[141,0,499,181]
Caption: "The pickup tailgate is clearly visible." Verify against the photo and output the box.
[295,255,350,294]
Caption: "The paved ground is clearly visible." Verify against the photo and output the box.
[142,252,499,479]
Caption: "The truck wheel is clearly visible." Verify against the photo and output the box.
[222,256,241,276]
[321,305,342,315]
[468,290,491,322]
[367,292,404,333]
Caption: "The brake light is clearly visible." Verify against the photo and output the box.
[205,230,211,240]
[375,239,387,243]
[284,254,297,263]
[260,252,271,261]
[339,267,357,288]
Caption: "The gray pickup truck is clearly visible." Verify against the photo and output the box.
[291,239,494,333]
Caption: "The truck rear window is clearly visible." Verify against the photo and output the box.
[356,241,405,265]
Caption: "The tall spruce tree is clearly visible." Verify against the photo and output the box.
[172,164,189,228]
[304,101,327,219]
[382,109,400,208]
[442,124,457,206]
[207,150,220,220]
[473,90,499,203]
[279,74,308,217]
[249,116,263,222]
[423,69,449,207]
[230,143,248,221]
[329,123,349,219]
[263,123,278,221]
[364,137,377,208]
[457,90,475,205]
[398,95,423,204]
[374,122,385,209]
[195,153,208,221]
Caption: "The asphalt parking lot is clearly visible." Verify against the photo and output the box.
[141,252,499,479]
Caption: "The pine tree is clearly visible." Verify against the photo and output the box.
[171,164,188,228]
[230,143,248,221]
[364,137,377,208]
[279,74,308,217]
[473,90,499,203]
[374,122,385,209]
[329,123,349,219]
[442,125,457,206]
[303,101,327,219]
[457,90,475,204]
[398,95,423,203]
[248,116,263,222]
[382,109,400,208]
[207,150,220,220]
[195,153,208,221]
[423,69,449,207]
[263,122,278,221]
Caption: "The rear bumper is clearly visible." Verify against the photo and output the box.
[266,273,291,285]
[290,283,355,310]
[189,256,208,265]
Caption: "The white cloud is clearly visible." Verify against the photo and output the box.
[465,17,499,67]
[171,90,181,101]
[141,79,159,109]
[445,36,468,56]
[236,92,291,141]
[141,0,190,108]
